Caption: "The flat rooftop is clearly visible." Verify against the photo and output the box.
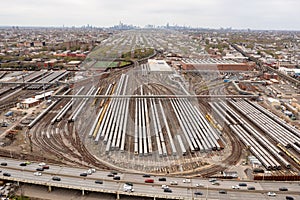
[148,59,173,72]
[182,58,238,65]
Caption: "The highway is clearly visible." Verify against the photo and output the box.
[1,158,300,199]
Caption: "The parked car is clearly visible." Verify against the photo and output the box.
[267,192,276,197]
[52,176,61,181]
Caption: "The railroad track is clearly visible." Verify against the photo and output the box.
[225,128,243,165]
[24,66,241,176]
[27,68,132,170]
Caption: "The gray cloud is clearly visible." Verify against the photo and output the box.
[0,0,299,30]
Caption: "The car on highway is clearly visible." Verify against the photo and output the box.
[195,183,204,187]
[209,178,217,182]
[232,185,240,189]
[145,179,154,183]
[219,190,227,194]
[142,174,151,177]
[123,183,134,192]
[33,172,42,176]
[3,173,11,177]
[279,187,288,191]
[247,186,256,190]
[42,165,49,169]
[95,180,103,184]
[107,173,115,177]
[52,177,61,181]
[158,177,166,181]
[212,182,220,185]
[194,191,203,195]
[0,162,7,166]
[161,185,169,189]
[238,183,247,187]
[38,162,46,166]
[183,178,191,183]
[163,188,172,193]
[170,181,178,185]
[19,162,27,166]
[80,173,87,177]
[267,192,276,197]
[36,167,44,171]
[113,176,120,180]
[25,161,31,165]
[286,196,294,200]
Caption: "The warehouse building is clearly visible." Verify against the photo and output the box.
[20,91,53,109]
[180,58,255,71]
[148,59,173,72]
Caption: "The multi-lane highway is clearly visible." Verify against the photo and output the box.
[1,158,300,199]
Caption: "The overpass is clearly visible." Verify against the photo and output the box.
[0,159,300,200]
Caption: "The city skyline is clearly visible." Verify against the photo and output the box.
[0,0,300,30]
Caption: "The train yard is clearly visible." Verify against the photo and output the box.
[0,30,299,183]
[0,59,299,180]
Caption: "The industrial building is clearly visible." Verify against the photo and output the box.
[20,91,53,109]
[148,59,173,72]
[180,58,255,71]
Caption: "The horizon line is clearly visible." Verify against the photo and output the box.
[0,25,300,32]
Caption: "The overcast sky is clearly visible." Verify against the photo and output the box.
[0,0,299,30]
